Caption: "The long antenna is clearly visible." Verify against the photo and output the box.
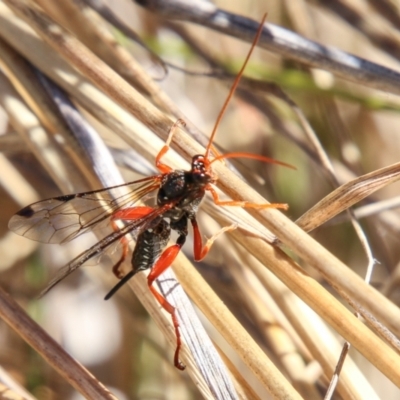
[204,13,268,160]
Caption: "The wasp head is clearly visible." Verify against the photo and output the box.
[191,154,214,185]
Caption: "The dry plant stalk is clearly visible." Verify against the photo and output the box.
[1,0,400,399]
[0,286,117,400]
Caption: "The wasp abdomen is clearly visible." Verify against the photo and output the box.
[131,219,171,274]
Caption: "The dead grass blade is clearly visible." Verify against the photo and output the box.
[296,162,400,232]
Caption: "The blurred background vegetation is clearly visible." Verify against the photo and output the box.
[1,0,400,399]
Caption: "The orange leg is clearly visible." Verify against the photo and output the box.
[155,119,186,173]
[147,243,185,370]
[111,206,155,278]
[112,206,154,221]
[191,218,237,261]
[111,220,129,278]
[206,185,289,210]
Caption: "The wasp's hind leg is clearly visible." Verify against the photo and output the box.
[146,223,188,370]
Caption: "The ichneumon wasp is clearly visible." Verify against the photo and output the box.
[8,14,293,370]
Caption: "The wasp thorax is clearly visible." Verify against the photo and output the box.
[159,171,186,201]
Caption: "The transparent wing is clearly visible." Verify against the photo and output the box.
[39,206,170,296]
[8,175,163,244]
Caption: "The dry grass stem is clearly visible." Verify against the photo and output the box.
[0,286,118,399]
[172,253,303,399]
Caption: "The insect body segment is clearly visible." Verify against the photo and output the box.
[131,218,172,275]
